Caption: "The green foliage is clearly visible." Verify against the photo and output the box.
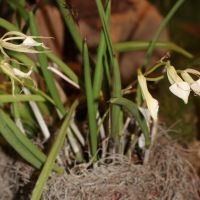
[0,0,197,199]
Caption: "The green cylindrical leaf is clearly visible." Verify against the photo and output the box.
[30,100,78,200]
[93,1,111,114]
[95,0,122,142]
[28,11,66,116]
[0,94,46,103]
[114,41,193,59]
[84,41,97,162]
[1,110,63,174]
[0,110,43,169]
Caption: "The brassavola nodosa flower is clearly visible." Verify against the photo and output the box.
[181,69,200,95]
[138,71,159,121]
[0,59,37,98]
[0,31,53,59]
[167,66,190,104]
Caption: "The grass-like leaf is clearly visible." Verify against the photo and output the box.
[114,41,193,59]
[30,100,79,200]
[29,11,66,116]
[84,40,97,162]
[0,109,63,173]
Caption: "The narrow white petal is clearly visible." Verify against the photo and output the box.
[191,79,200,92]
[13,68,32,78]
[169,82,190,104]
[47,66,80,89]
[23,37,43,46]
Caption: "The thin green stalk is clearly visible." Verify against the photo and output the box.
[0,94,46,103]
[30,100,78,200]
[95,0,114,57]
[143,62,171,76]
[0,110,63,174]
[95,0,122,142]
[103,51,111,104]
[28,11,66,116]
[93,1,111,114]
[123,62,171,95]
[142,0,186,72]
[114,41,193,59]
[111,57,121,140]
[5,82,55,105]
[84,40,97,162]
[145,75,165,81]
[122,80,138,96]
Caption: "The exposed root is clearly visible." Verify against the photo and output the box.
[1,127,200,200]
[41,131,200,200]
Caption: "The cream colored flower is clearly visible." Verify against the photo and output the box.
[181,69,200,95]
[0,31,52,58]
[138,74,159,121]
[0,60,36,98]
[167,66,190,104]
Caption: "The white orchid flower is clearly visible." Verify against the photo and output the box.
[0,60,36,98]
[181,69,200,95]
[138,74,159,121]
[167,66,190,104]
[0,31,52,58]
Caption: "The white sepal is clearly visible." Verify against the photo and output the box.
[169,82,190,104]
[191,79,200,93]
[22,37,44,47]
[13,68,32,78]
